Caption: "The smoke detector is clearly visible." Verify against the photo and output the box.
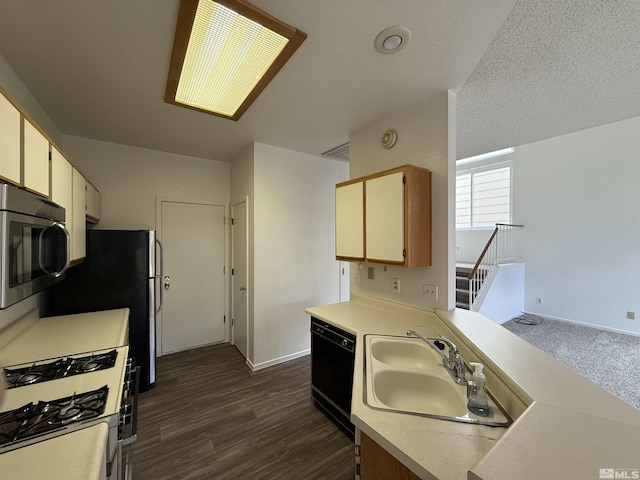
[374,26,411,54]
[381,130,398,149]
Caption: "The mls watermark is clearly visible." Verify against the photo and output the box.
[600,469,640,479]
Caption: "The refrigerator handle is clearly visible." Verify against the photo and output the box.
[155,238,164,315]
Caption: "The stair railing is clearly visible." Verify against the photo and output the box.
[468,223,523,308]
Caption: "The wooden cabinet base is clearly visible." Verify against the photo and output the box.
[360,432,421,480]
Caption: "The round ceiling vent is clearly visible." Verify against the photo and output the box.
[374,26,411,54]
[381,129,398,149]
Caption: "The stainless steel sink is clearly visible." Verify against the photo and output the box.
[364,334,511,427]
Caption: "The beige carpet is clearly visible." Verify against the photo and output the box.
[502,313,640,410]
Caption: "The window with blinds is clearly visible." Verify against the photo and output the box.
[456,164,511,229]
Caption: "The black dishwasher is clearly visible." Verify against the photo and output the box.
[310,317,356,438]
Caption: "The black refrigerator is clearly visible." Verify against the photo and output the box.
[44,230,162,392]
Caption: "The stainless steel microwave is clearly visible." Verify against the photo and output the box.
[0,183,70,309]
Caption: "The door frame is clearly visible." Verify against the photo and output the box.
[231,197,249,358]
[155,196,229,356]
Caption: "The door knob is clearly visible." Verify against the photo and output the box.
[164,276,171,289]
[239,285,247,292]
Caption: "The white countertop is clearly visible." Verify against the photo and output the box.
[469,401,640,480]
[0,308,129,480]
[306,295,640,480]
[0,308,129,366]
[0,423,108,480]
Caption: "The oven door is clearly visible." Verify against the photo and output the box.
[0,210,70,308]
[112,360,140,480]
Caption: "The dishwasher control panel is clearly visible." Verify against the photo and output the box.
[311,319,356,353]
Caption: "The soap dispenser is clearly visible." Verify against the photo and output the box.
[467,362,491,417]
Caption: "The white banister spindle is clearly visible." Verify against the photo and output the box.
[468,223,523,309]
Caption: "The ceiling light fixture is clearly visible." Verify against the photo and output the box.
[374,26,411,54]
[165,0,307,121]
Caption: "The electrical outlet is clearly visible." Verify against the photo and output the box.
[423,284,438,300]
[535,297,543,304]
[367,267,375,280]
[392,278,400,293]
[627,311,635,320]
[354,272,360,285]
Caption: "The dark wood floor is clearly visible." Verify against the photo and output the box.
[133,343,354,480]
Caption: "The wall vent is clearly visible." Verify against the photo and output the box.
[321,142,349,161]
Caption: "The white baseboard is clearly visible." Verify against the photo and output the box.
[247,348,311,371]
[492,312,522,325]
[523,310,640,337]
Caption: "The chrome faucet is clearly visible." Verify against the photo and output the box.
[406,330,467,385]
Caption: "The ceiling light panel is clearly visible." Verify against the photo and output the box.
[166,0,307,121]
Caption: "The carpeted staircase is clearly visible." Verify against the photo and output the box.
[456,266,472,310]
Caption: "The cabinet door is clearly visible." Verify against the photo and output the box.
[365,171,404,263]
[86,182,95,218]
[0,93,21,184]
[23,118,50,197]
[51,148,73,253]
[94,188,101,221]
[360,432,420,480]
[71,168,86,261]
[86,182,101,222]
[336,181,364,259]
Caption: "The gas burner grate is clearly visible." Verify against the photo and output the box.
[3,350,118,388]
[3,359,68,388]
[0,403,34,446]
[0,386,109,447]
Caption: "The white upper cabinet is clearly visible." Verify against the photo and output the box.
[2,88,98,262]
[0,92,21,184]
[365,171,405,263]
[51,147,74,256]
[72,168,86,261]
[86,182,101,222]
[23,118,50,197]
[335,165,432,268]
[335,181,365,260]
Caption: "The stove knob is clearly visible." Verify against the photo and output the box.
[341,339,348,347]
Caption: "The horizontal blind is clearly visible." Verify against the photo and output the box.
[456,165,511,228]
[456,173,471,229]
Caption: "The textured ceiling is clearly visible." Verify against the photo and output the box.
[0,1,636,163]
[457,0,640,159]
[0,0,515,162]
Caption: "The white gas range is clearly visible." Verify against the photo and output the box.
[0,309,135,480]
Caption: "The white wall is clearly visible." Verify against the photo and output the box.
[348,92,456,310]
[251,143,348,367]
[514,116,640,335]
[0,54,62,146]
[477,263,525,324]
[456,229,493,264]
[230,145,255,360]
[63,135,232,344]
[63,136,230,230]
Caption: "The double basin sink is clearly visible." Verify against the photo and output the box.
[363,334,511,427]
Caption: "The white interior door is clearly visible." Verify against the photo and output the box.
[160,200,225,354]
[232,200,248,359]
